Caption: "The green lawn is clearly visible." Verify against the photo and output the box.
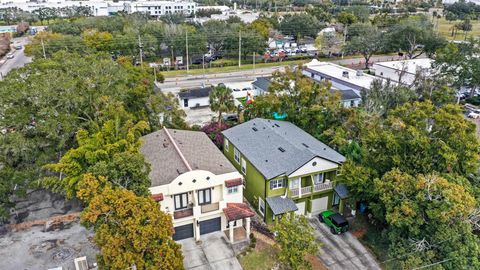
[436,17,480,41]
[238,244,278,270]
[162,58,310,78]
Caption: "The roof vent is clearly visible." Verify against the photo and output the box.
[342,71,349,78]
[323,147,326,150]
[274,123,280,127]
[356,70,363,76]
[265,160,268,162]
[163,143,169,148]
[278,147,285,152]
[192,179,196,183]
[252,127,258,131]
[302,143,309,148]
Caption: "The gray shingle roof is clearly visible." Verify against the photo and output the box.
[336,89,361,101]
[266,196,298,215]
[334,183,349,199]
[252,77,271,91]
[141,128,237,187]
[222,118,345,180]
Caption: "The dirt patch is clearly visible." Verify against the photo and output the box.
[1,220,97,270]
[306,254,328,270]
[351,227,367,238]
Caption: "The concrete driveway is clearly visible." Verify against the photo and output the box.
[309,218,381,270]
[178,232,242,270]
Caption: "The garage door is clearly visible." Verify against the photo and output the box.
[311,197,328,216]
[200,217,221,235]
[173,223,194,241]
[295,202,306,215]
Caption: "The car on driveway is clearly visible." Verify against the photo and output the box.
[319,210,349,234]
[468,110,480,119]
[6,53,14,59]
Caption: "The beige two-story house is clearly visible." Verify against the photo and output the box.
[141,127,254,242]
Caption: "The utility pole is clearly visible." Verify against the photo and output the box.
[41,39,46,59]
[253,52,255,77]
[238,31,242,67]
[185,31,189,73]
[138,34,143,68]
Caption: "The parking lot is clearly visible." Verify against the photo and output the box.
[309,218,381,270]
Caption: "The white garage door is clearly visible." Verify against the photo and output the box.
[311,197,328,215]
[295,202,305,215]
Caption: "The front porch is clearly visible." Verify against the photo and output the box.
[223,226,248,243]
[223,203,255,244]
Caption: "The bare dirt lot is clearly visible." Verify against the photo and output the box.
[1,220,97,270]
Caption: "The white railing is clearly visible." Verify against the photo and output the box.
[290,188,300,197]
[301,186,312,195]
[313,182,333,192]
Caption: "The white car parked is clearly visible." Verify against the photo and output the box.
[468,111,480,119]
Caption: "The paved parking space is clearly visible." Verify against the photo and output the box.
[309,218,381,270]
[178,232,242,270]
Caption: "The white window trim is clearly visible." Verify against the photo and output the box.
[234,147,240,164]
[270,179,284,190]
[259,197,265,217]
[241,158,247,174]
[289,178,300,189]
[224,139,229,152]
[227,186,238,194]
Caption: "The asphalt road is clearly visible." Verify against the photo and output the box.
[309,218,382,270]
[158,54,405,94]
[0,36,33,80]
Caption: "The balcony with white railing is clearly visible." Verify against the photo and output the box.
[313,181,333,192]
[301,186,312,195]
[290,188,300,197]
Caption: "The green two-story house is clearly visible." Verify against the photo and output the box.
[222,118,347,223]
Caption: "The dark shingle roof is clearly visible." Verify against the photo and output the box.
[252,77,271,91]
[178,87,212,99]
[266,196,298,215]
[334,183,349,199]
[141,128,237,187]
[222,118,345,179]
[336,89,361,101]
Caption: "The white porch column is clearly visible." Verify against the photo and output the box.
[245,217,251,237]
[192,190,198,206]
[229,221,235,243]
[195,219,200,241]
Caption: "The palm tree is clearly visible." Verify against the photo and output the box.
[209,85,235,125]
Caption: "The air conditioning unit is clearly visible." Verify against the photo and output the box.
[74,256,88,270]
[356,70,363,76]
[342,71,349,78]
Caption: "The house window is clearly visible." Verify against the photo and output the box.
[313,173,325,185]
[197,188,211,205]
[224,139,229,152]
[259,197,265,217]
[350,100,355,107]
[270,179,284,190]
[289,178,300,189]
[234,147,240,164]
[183,99,189,107]
[241,158,247,174]
[174,193,188,210]
[227,186,238,194]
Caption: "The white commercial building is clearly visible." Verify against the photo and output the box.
[302,59,380,93]
[141,128,254,242]
[0,0,197,17]
[128,0,196,17]
[372,58,434,85]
